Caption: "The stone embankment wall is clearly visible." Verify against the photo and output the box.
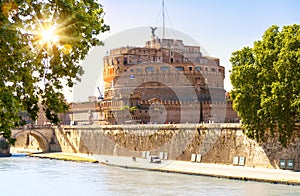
[56,124,300,170]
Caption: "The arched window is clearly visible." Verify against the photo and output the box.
[108,68,114,75]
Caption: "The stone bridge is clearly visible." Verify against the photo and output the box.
[11,127,56,152]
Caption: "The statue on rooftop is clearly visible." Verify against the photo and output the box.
[150,26,158,37]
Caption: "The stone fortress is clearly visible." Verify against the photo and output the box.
[99,29,239,125]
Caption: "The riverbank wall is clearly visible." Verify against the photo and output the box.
[50,123,300,170]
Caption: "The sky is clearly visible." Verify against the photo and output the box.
[71,0,300,102]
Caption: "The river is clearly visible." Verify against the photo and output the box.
[1,156,300,196]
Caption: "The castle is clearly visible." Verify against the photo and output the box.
[98,31,239,125]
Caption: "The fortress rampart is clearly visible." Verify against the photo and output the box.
[52,123,300,170]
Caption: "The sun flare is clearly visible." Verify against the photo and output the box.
[40,25,59,44]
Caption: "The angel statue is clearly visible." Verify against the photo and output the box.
[150,26,158,37]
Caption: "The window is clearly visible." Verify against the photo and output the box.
[109,68,114,75]
[211,68,216,72]
[160,66,170,71]
[195,66,201,71]
[175,66,184,71]
[189,67,192,71]
[136,68,142,72]
[145,67,154,72]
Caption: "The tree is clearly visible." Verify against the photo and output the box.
[230,24,300,146]
[0,1,109,144]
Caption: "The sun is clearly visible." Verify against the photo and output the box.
[39,25,59,44]
[23,13,77,55]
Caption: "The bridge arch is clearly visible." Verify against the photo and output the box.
[12,130,50,152]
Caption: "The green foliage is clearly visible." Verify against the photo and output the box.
[120,105,130,111]
[0,0,109,144]
[120,105,136,114]
[129,106,137,114]
[0,139,9,150]
[230,25,300,147]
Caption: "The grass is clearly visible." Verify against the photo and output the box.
[29,153,99,163]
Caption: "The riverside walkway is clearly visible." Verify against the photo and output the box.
[95,155,300,185]
[29,153,300,185]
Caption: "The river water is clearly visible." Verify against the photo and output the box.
[1,156,300,196]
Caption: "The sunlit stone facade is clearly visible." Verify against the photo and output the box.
[100,36,235,124]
